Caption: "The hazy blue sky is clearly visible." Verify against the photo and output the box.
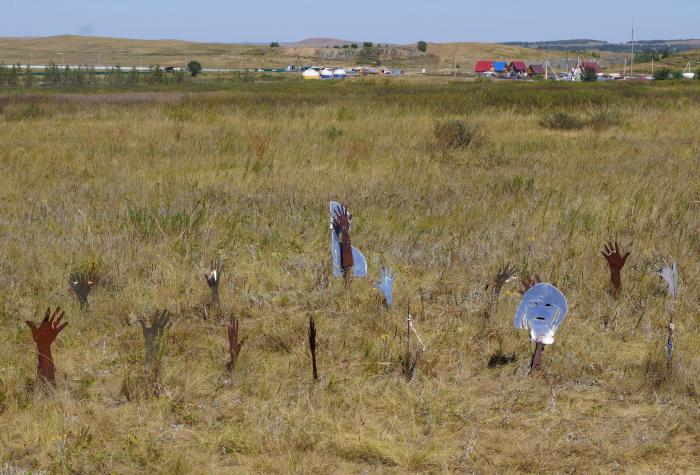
[4,0,699,44]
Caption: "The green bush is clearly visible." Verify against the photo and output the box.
[653,68,671,80]
[433,120,476,149]
[539,112,584,130]
[587,108,622,130]
[581,68,598,82]
[417,41,428,53]
[187,60,202,77]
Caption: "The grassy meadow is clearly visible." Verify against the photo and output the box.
[0,78,699,473]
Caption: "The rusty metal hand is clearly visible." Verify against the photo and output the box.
[26,307,68,386]
[332,204,354,276]
[227,317,246,372]
[602,241,630,297]
[204,257,223,307]
[138,310,173,372]
[494,262,518,297]
[69,271,96,307]
[518,274,541,295]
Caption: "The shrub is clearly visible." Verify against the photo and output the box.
[187,60,202,77]
[270,42,280,48]
[350,44,358,49]
[433,120,476,150]
[539,112,584,130]
[671,71,683,80]
[324,126,343,140]
[587,108,622,130]
[362,42,373,48]
[417,41,428,53]
[653,68,671,81]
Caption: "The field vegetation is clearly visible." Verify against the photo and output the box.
[0,78,699,473]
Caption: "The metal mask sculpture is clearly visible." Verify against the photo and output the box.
[329,202,367,279]
[374,267,397,308]
[26,307,68,386]
[655,261,678,299]
[514,283,568,345]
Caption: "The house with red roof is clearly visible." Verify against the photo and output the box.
[509,61,527,74]
[582,61,601,74]
[527,64,545,76]
[474,60,494,74]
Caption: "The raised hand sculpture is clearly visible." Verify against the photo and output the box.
[138,310,173,377]
[227,317,246,372]
[329,202,367,286]
[518,274,542,296]
[26,307,68,386]
[374,267,397,308]
[69,271,96,307]
[602,241,630,298]
[514,283,568,373]
[493,263,518,297]
[204,257,223,308]
[655,261,678,299]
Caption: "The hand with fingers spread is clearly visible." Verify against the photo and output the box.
[138,310,173,372]
[69,271,96,307]
[332,205,354,275]
[494,262,518,297]
[26,307,68,386]
[227,317,247,372]
[655,261,678,299]
[204,257,223,308]
[602,241,631,297]
[518,274,542,295]
[373,267,397,308]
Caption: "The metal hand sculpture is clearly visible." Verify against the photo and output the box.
[374,267,397,308]
[69,271,96,307]
[204,257,223,308]
[493,263,518,297]
[329,202,367,285]
[602,241,630,297]
[26,307,68,386]
[138,310,173,374]
[308,316,318,381]
[518,274,542,296]
[227,317,246,372]
[655,261,678,299]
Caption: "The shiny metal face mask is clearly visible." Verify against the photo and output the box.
[329,202,367,278]
[374,267,397,308]
[514,283,568,345]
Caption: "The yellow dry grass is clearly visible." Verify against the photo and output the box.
[0,79,699,473]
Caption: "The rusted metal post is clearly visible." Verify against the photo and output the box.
[308,316,318,381]
[529,342,544,374]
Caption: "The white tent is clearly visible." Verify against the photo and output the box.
[320,68,333,79]
[333,68,346,79]
[302,68,320,80]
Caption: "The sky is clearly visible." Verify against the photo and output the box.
[4,0,699,44]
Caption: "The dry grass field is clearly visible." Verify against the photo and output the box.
[0,78,699,473]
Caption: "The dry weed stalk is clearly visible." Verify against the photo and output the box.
[25,307,68,387]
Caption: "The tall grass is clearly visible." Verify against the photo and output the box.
[0,79,698,473]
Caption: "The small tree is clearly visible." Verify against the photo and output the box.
[671,71,683,80]
[581,67,598,82]
[363,41,373,48]
[23,65,34,87]
[270,41,280,48]
[187,60,202,77]
[695,68,700,80]
[350,43,358,49]
[417,41,428,53]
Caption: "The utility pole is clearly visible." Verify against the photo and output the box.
[630,25,634,77]
[452,52,455,76]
